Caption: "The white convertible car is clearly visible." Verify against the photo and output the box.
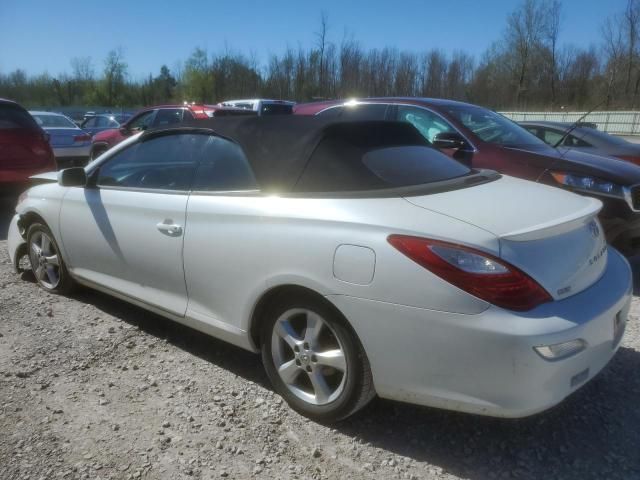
[7,117,631,422]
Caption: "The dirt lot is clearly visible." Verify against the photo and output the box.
[1,200,639,480]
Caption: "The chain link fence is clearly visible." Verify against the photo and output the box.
[501,111,640,136]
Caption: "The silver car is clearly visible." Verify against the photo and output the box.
[30,111,91,168]
[7,117,631,422]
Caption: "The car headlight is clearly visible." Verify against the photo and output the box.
[550,172,625,197]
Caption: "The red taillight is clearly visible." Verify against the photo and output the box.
[73,133,91,143]
[387,235,552,311]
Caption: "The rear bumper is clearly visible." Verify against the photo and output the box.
[53,146,90,168]
[53,145,91,158]
[328,247,632,417]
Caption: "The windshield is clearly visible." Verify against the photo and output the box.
[446,105,547,147]
[32,114,77,128]
[580,127,633,146]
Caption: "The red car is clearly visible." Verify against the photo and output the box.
[295,97,640,255]
[90,104,255,160]
[0,98,56,194]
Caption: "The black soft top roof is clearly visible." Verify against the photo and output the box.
[145,116,429,192]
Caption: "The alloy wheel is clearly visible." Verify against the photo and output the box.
[271,308,347,405]
[29,231,61,289]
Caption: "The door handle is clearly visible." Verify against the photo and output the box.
[156,220,183,237]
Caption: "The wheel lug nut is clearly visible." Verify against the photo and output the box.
[295,359,301,366]
[303,342,309,350]
[293,345,299,352]
[311,355,317,363]
[306,366,312,372]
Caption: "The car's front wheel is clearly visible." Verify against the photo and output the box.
[261,295,375,422]
[27,223,75,294]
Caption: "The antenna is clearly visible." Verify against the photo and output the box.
[552,98,608,148]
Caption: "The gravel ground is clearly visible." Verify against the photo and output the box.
[1,201,639,480]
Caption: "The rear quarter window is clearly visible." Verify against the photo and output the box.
[295,123,470,193]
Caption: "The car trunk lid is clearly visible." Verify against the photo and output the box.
[46,128,81,146]
[404,175,606,301]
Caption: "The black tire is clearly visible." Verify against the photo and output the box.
[26,222,76,294]
[261,293,375,423]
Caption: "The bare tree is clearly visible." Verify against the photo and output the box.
[102,48,128,106]
[315,11,330,98]
[545,0,562,105]
[70,57,94,82]
[623,0,640,94]
[421,49,448,97]
[602,15,625,106]
[504,0,550,106]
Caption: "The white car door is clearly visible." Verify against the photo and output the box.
[59,132,201,316]
[181,134,262,332]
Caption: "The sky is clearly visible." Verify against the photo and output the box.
[0,0,629,79]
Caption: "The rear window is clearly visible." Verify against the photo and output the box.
[295,123,471,193]
[214,109,257,117]
[32,114,77,128]
[0,105,39,129]
[260,103,293,115]
[316,104,388,120]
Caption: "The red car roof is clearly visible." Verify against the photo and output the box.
[293,97,478,115]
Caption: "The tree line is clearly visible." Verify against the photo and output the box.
[2,0,640,111]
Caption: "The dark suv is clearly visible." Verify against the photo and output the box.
[0,98,56,194]
[295,98,640,255]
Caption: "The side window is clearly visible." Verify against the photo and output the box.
[192,136,257,191]
[566,135,592,147]
[525,126,544,140]
[82,117,97,128]
[128,110,156,131]
[152,108,183,127]
[95,116,110,127]
[96,134,204,191]
[541,128,564,145]
[317,104,388,120]
[182,109,195,121]
[396,106,455,143]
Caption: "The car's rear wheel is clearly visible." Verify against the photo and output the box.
[27,223,75,294]
[261,295,375,422]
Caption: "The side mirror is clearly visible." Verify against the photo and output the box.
[432,132,468,150]
[58,167,87,187]
[119,126,130,135]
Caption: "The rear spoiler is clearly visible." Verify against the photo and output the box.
[499,197,602,241]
